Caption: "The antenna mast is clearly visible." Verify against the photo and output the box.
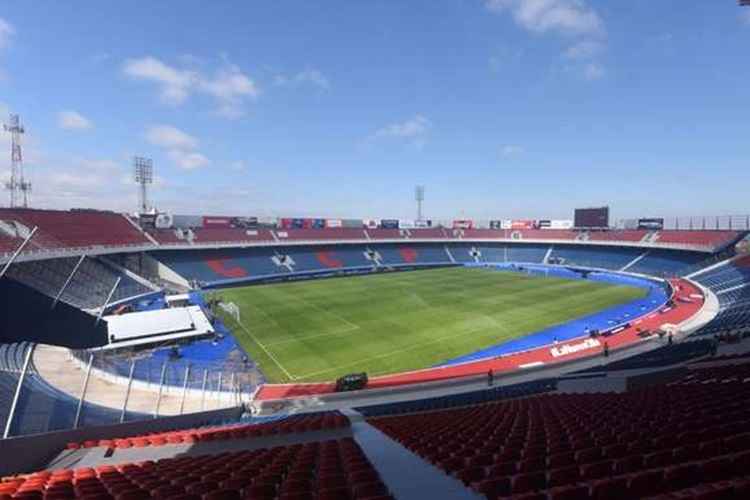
[4,114,31,208]
[133,156,153,213]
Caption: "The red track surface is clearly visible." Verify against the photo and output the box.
[255,279,705,400]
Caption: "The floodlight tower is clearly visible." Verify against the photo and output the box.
[133,156,153,214]
[415,185,425,223]
[4,114,31,208]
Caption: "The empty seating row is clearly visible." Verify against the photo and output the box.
[656,230,741,248]
[1,438,392,500]
[356,379,557,417]
[152,244,718,285]
[693,257,750,336]
[548,247,643,270]
[369,362,750,499]
[66,412,350,450]
[626,250,709,277]
[5,257,152,310]
[587,231,648,242]
[406,228,448,239]
[0,209,151,250]
[574,339,715,373]
[0,233,21,254]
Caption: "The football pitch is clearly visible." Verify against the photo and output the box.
[218,267,646,383]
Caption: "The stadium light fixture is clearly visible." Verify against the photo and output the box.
[134,156,154,214]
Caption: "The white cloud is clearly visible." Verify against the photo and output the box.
[57,110,93,131]
[0,18,14,50]
[502,145,525,156]
[146,125,209,170]
[122,56,258,117]
[200,65,258,100]
[486,1,607,79]
[486,0,604,37]
[146,125,198,150]
[122,56,195,105]
[374,115,432,141]
[275,68,331,91]
[583,62,605,80]
[167,150,210,170]
[22,158,138,212]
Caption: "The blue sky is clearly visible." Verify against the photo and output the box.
[0,0,749,222]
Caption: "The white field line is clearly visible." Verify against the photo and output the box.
[264,323,360,347]
[238,300,285,330]
[286,292,360,331]
[232,317,297,381]
[294,321,506,380]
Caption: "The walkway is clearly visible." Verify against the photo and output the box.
[346,410,479,500]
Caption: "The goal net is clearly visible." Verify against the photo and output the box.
[219,302,241,323]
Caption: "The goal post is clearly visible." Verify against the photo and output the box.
[219,302,241,323]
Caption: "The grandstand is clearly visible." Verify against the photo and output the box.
[3,1,750,497]
[1,207,750,500]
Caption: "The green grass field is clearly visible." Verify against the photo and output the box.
[218,267,646,383]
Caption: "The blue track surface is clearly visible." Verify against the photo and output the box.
[437,264,669,366]
[102,292,253,388]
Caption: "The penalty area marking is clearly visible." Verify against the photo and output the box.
[264,324,361,347]
[232,317,297,381]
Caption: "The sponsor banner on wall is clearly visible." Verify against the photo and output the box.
[311,218,326,229]
[202,216,233,227]
[510,220,536,229]
[292,218,305,229]
[381,219,400,229]
[363,219,379,229]
[550,338,601,358]
[452,220,473,229]
[279,218,293,229]
[399,219,416,229]
[552,220,573,229]
[326,219,343,228]
[489,220,503,229]
[539,219,573,229]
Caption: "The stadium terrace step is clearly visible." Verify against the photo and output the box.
[0,208,151,250]
[64,411,350,450]
[368,361,750,500]
[2,438,393,500]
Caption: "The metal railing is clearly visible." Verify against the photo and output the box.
[0,343,255,439]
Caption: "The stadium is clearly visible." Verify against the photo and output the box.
[2,1,750,500]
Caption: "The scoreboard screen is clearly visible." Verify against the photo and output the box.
[574,207,609,228]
